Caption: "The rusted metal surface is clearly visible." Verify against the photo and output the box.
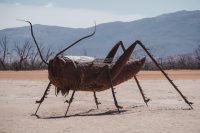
[48,56,145,93]
[20,20,193,117]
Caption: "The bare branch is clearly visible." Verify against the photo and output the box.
[14,40,32,70]
[0,35,9,70]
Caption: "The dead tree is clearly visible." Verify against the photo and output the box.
[14,40,32,70]
[195,45,200,69]
[0,35,9,70]
[29,48,39,69]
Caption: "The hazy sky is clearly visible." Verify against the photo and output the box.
[0,0,199,29]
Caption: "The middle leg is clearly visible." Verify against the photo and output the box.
[107,66,123,113]
[92,90,101,109]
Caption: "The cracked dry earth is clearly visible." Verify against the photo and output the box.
[0,70,200,133]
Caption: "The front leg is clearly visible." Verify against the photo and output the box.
[35,82,52,104]
[34,82,52,116]
[65,90,76,116]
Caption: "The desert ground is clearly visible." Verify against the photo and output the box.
[0,70,200,133]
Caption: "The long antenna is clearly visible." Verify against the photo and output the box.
[17,19,48,65]
[55,22,96,57]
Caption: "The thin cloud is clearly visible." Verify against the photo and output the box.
[44,3,53,8]
[14,2,21,6]
[0,3,144,29]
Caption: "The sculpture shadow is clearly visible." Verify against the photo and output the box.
[31,105,147,119]
[32,105,143,119]
[36,108,128,119]
[32,104,191,119]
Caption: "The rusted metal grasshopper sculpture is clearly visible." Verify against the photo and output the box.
[21,20,193,117]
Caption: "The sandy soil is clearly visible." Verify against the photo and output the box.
[0,70,200,133]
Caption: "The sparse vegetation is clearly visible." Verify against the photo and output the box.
[143,45,200,70]
[0,35,9,70]
[0,35,200,70]
[0,35,54,70]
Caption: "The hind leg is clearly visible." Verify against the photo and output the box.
[134,76,150,106]
[133,40,193,109]
[109,42,150,106]
[104,41,126,63]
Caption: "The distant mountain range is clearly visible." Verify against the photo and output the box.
[0,10,200,58]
